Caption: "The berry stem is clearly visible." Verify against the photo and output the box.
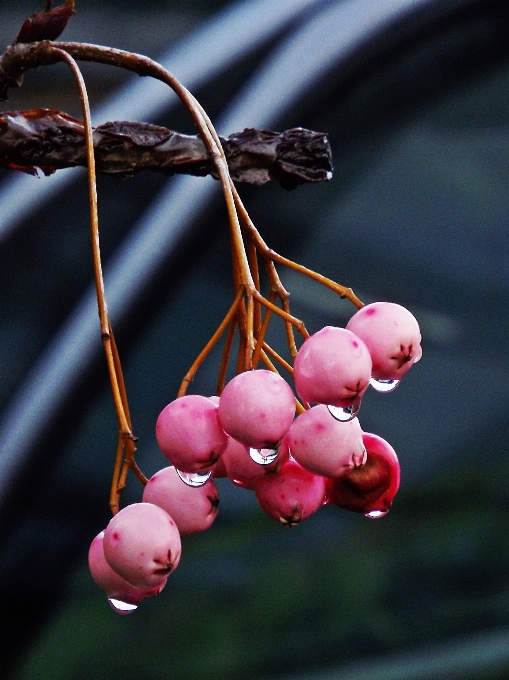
[178,287,244,397]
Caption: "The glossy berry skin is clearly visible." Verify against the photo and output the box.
[156,394,228,473]
[326,432,400,515]
[103,502,181,590]
[293,326,372,407]
[254,458,327,527]
[287,404,366,478]
[88,531,166,610]
[346,302,422,381]
[218,369,296,449]
[142,466,219,535]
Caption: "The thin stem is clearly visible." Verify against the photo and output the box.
[253,290,309,339]
[51,47,135,514]
[262,342,294,375]
[252,289,277,368]
[217,317,237,395]
[178,287,245,397]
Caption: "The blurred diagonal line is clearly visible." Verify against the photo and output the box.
[268,628,509,680]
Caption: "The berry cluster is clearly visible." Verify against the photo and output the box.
[89,301,421,613]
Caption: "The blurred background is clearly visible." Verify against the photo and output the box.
[1,0,509,678]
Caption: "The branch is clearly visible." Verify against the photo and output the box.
[0,109,332,188]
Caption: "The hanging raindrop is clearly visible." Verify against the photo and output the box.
[108,598,138,615]
[364,509,389,519]
[369,378,400,393]
[249,447,279,465]
[327,402,360,422]
[175,469,212,486]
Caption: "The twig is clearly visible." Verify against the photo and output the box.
[0,109,333,188]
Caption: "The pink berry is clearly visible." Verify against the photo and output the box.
[254,458,327,527]
[293,326,372,407]
[346,302,422,381]
[326,432,400,516]
[142,466,219,535]
[156,394,228,473]
[88,531,166,614]
[103,502,181,590]
[218,370,296,449]
[287,404,366,477]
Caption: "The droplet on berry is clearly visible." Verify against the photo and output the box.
[249,447,279,465]
[108,598,138,615]
[175,469,212,487]
[364,509,389,519]
[327,402,361,422]
[369,377,400,393]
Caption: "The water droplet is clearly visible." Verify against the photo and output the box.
[364,509,389,519]
[327,402,360,422]
[108,598,138,615]
[249,447,278,465]
[370,378,400,393]
[175,469,212,486]
[325,171,333,180]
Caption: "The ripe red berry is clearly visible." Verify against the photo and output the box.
[326,432,400,517]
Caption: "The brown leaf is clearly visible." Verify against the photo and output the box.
[14,0,75,45]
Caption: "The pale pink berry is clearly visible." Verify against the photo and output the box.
[287,404,366,477]
[254,458,327,527]
[218,370,296,449]
[293,326,372,407]
[156,394,228,473]
[346,302,422,381]
[88,531,166,614]
[142,466,219,535]
[103,502,181,590]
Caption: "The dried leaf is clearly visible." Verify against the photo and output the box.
[14,0,75,45]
